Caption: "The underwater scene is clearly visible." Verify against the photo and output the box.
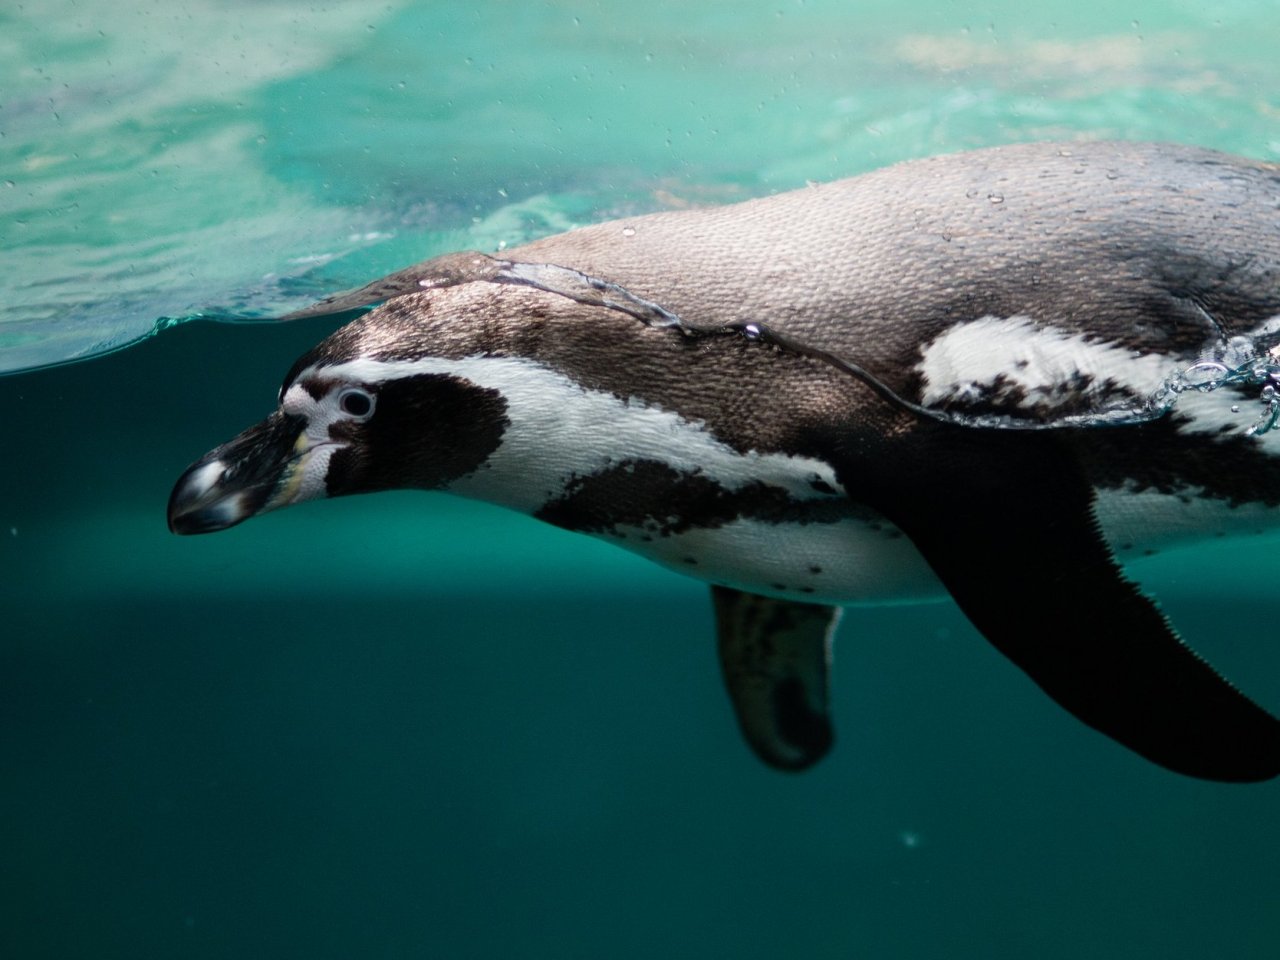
[4,1,1280,957]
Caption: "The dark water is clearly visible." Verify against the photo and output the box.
[5,1,1280,957]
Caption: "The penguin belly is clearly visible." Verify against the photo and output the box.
[596,512,946,606]
[588,484,1280,606]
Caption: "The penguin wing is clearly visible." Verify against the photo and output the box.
[711,585,839,770]
[842,422,1280,782]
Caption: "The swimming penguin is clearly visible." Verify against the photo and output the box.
[169,140,1280,781]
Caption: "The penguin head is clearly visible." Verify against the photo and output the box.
[167,287,517,535]
[167,274,828,536]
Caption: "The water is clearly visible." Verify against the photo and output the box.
[4,2,1280,958]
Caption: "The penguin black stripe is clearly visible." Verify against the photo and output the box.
[534,458,856,538]
[170,141,1280,781]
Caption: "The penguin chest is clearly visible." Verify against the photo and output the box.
[514,454,946,605]
[428,354,945,603]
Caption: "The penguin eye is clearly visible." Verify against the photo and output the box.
[337,387,375,419]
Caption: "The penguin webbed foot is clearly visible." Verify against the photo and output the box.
[711,585,840,771]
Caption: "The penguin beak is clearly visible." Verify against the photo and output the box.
[168,411,314,535]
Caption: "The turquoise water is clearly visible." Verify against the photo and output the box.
[4,1,1280,957]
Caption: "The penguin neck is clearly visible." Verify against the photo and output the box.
[432,352,846,521]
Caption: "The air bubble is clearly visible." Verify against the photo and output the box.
[1182,360,1231,387]
[1152,351,1280,437]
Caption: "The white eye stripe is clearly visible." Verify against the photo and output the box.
[314,354,846,515]
[281,384,322,417]
[282,381,375,416]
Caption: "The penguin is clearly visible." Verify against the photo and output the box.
[169,140,1280,781]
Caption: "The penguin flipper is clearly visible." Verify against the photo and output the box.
[862,431,1280,782]
[711,585,840,771]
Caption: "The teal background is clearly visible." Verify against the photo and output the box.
[3,1,1280,957]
